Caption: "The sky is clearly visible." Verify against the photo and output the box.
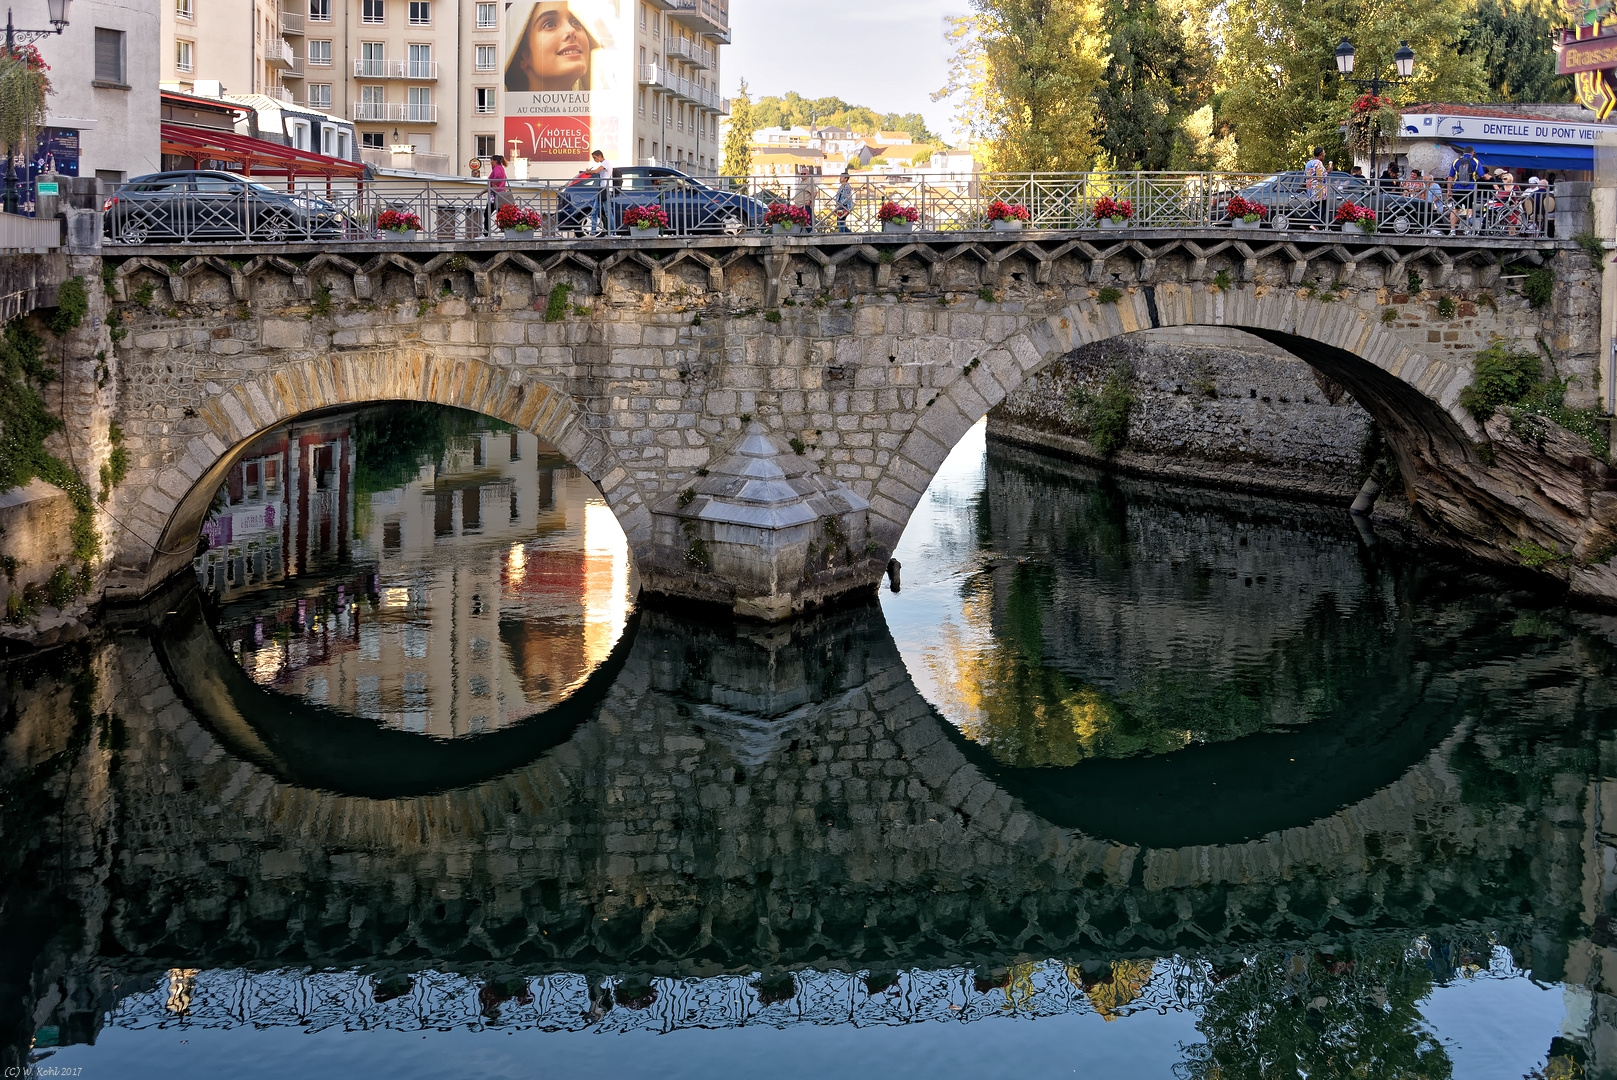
[722,0,964,138]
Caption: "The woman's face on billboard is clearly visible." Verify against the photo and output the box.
[525,3,590,88]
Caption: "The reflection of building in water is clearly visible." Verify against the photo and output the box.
[194,413,355,601]
[211,417,635,739]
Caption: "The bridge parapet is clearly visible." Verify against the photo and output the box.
[95,228,1617,616]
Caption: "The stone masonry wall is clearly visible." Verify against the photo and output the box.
[991,326,1374,501]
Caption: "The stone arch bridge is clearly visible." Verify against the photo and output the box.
[85,227,1611,617]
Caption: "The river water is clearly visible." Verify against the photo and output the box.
[4,405,1615,1079]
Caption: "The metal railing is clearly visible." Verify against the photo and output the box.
[281,9,304,34]
[352,101,438,122]
[639,65,724,113]
[664,35,715,69]
[354,58,439,79]
[264,38,296,68]
[99,172,1559,246]
[0,211,60,252]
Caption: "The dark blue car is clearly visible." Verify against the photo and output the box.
[557,166,767,235]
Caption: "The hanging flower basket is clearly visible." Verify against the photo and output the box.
[764,202,810,234]
[1092,196,1133,228]
[986,199,1030,231]
[623,203,669,237]
[878,200,919,233]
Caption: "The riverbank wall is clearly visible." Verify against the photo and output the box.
[987,327,1375,503]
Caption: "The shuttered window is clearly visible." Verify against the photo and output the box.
[94,28,125,84]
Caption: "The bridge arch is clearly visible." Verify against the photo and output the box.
[128,349,648,591]
[868,283,1486,551]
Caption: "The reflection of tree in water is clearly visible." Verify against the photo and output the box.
[353,403,513,497]
[1177,942,1452,1080]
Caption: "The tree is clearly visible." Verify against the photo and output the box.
[1092,0,1214,169]
[721,80,753,178]
[744,92,939,143]
[936,0,1110,171]
[1459,0,1573,103]
[1216,0,1487,171]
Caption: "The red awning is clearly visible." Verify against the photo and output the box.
[159,122,365,179]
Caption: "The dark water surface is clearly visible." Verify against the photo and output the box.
[4,411,1615,1079]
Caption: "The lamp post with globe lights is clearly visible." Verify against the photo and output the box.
[1333,38,1416,179]
[2,0,71,213]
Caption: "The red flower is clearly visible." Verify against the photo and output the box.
[1092,196,1133,221]
[876,201,919,224]
[377,208,421,232]
[763,202,811,227]
[1225,195,1267,220]
[986,199,1030,222]
[623,204,670,229]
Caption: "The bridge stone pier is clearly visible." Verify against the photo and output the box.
[94,228,1613,616]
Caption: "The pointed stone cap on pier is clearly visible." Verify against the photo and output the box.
[670,422,869,530]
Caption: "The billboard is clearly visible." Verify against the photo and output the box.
[503,0,627,172]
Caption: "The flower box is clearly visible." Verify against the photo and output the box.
[1098,218,1127,230]
[630,225,662,238]
[622,203,670,235]
[1232,218,1261,230]
[1092,196,1133,229]
[877,200,920,232]
[985,199,1030,231]
[387,229,418,241]
[763,202,810,234]
[377,208,421,240]
[1341,222,1364,234]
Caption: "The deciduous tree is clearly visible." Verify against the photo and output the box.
[936,0,1110,171]
[721,81,753,178]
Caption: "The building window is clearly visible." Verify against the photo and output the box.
[362,0,384,24]
[637,88,644,116]
[407,86,432,121]
[94,28,126,85]
[408,43,432,78]
[362,131,385,149]
[309,0,330,19]
[639,2,646,28]
[475,87,495,114]
[475,134,496,157]
[175,0,193,19]
[361,41,385,76]
[408,1,430,25]
[309,39,331,65]
[637,137,644,162]
[475,44,496,71]
[475,3,496,29]
[175,39,193,73]
[309,83,332,110]
[652,13,659,37]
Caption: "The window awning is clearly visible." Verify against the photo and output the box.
[1465,140,1594,172]
[159,122,365,179]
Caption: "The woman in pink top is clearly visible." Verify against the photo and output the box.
[487,154,509,233]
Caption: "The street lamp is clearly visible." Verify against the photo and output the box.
[3,1,72,214]
[1332,37,1415,179]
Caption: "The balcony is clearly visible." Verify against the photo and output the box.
[667,0,728,41]
[639,65,726,112]
[663,35,714,70]
[264,85,296,103]
[265,38,296,69]
[282,53,305,78]
[353,58,439,79]
[281,8,304,34]
[352,102,438,123]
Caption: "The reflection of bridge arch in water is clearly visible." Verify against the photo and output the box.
[105,598,1578,974]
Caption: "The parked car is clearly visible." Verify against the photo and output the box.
[557,166,767,235]
[104,170,350,244]
[1217,171,1438,232]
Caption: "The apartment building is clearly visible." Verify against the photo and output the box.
[161,0,730,178]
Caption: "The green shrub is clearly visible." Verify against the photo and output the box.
[1096,286,1122,305]
[1381,307,1398,325]
[131,280,156,309]
[543,281,574,322]
[1511,539,1567,568]
[46,276,88,335]
[1212,269,1232,291]
[311,282,333,318]
[1436,296,1457,319]
[1068,363,1135,456]
[1514,265,1553,308]
[1575,230,1607,271]
[1460,337,1610,458]
[1459,339,1542,422]
[978,286,996,303]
